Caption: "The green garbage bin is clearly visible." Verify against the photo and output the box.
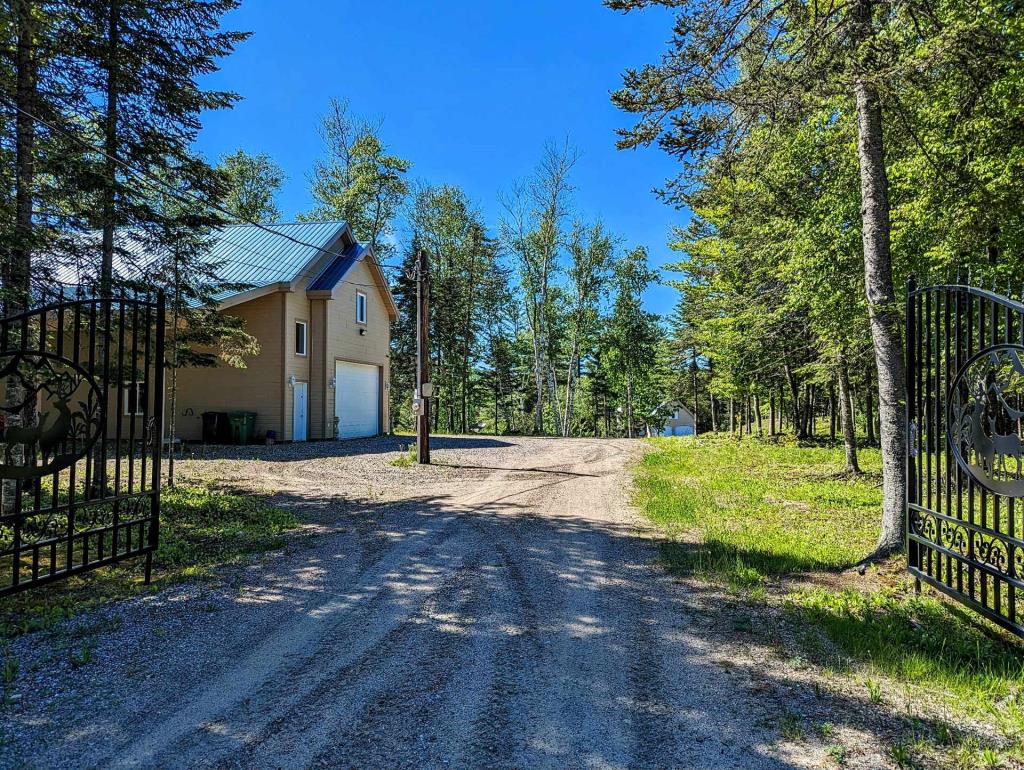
[229,411,257,445]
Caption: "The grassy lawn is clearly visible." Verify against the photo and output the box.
[635,435,1024,767]
[0,485,299,640]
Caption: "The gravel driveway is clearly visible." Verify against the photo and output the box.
[2,436,812,770]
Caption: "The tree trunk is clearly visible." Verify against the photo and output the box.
[837,350,862,475]
[866,378,876,445]
[625,371,634,438]
[784,361,804,437]
[4,0,36,513]
[101,0,120,295]
[853,7,907,554]
[754,393,763,436]
[829,381,837,441]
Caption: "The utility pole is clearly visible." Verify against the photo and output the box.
[415,248,431,464]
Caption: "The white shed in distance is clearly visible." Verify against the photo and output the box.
[652,400,696,437]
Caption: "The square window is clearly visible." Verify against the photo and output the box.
[123,381,148,416]
[295,321,307,356]
[356,292,367,324]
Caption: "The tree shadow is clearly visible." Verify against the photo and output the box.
[182,433,516,462]
[3,467,1013,769]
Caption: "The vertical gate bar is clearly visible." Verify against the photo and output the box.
[980,296,990,610]
[84,300,97,499]
[100,297,112,500]
[51,303,66,516]
[955,286,964,593]
[925,289,935,577]
[140,302,152,494]
[33,309,45,515]
[921,288,929,528]
[967,291,977,601]
[11,315,29,586]
[932,289,941,583]
[925,290,933,517]
[1007,302,1017,625]
[127,301,139,496]
[147,292,166,583]
[943,287,953,586]
[991,295,1003,616]
[66,301,83,573]
[113,299,127,556]
[906,277,919,576]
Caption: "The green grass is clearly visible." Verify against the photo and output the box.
[634,434,1024,745]
[0,485,299,639]
[635,435,881,591]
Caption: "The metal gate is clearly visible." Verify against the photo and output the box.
[0,293,165,596]
[907,278,1024,636]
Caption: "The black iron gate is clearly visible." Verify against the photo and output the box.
[0,293,164,596]
[907,278,1024,636]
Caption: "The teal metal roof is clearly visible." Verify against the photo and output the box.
[54,221,351,303]
[206,221,348,290]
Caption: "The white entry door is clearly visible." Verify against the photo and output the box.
[335,361,380,438]
[293,381,308,441]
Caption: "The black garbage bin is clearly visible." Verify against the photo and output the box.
[201,411,230,443]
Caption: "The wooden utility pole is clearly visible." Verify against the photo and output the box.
[416,249,431,464]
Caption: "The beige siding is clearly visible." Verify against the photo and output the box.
[169,293,285,441]
[322,259,391,437]
[309,299,329,439]
[156,249,391,443]
[281,290,311,441]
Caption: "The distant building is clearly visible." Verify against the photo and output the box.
[651,400,696,437]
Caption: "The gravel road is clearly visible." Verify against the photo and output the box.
[2,436,811,770]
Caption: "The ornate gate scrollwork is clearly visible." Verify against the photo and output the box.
[0,351,105,480]
[947,344,1024,498]
[0,294,165,596]
[907,280,1024,638]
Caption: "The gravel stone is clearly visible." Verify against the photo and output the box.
[2,436,820,769]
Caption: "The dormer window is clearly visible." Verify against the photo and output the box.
[356,291,367,324]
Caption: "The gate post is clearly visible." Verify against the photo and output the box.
[905,275,919,589]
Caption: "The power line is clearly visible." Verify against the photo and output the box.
[0,97,404,294]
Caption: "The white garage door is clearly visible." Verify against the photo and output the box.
[335,361,380,439]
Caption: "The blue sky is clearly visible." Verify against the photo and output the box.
[194,0,686,316]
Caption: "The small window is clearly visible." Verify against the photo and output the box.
[356,292,367,324]
[123,381,148,416]
[295,321,307,356]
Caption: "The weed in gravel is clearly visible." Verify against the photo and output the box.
[818,721,835,739]
[865,678,882,704]
[2,650,18,686]
[889,741,916,769]
[825,744,847,766]
[391,445,416,467]
[778,710,803,741]
[69,638,96,668]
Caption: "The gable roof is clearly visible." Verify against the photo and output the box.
[207,221,350,292]
[53,220,398,319]
[652,400,696,421]
[307,243,366,292]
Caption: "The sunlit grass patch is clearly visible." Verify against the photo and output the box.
[634,434,1024,748]
[0,485,299,639]
[789,587,1024,726]
[634,435,881,586]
